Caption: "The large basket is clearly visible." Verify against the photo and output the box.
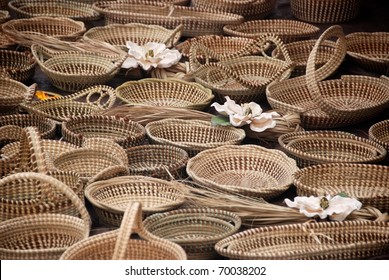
[143,208,241,259]
[116,78,214,110]
[0,50,36,82]
[0,29,16,49]
[278,130,387,168]
[60,202,187,260]
[369,119,389,161]
[145,119,245,157]
[92,1,243,37]
[294,163,389,213]
[85,176,186,226]
[215,220,389,260]
[0,78,30,114]
[290,0,362,23]
[187,145,298,199]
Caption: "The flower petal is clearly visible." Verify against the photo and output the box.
[230,113,250,127]
[126,42,145,59]
[249,114,277,132]
[146,42,167,56]
[248,102,263,117]
[326,195,362,221]
[121,57,139,69]
[157,49,182,68]
[211,96,242,116]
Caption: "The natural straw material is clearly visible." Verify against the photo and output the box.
[0,78,30,115]
[0,50,36,82]
[143,208,241,260]
[0,10,10,24]
[369,119,389,158]
[0,29,15,49]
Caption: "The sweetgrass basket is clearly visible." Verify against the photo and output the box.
[145,119,245,157]
[0,78,30,115]
[215,220,389,260]
[294,163,389,213]
[369,119,389,160]
[0,50,36,82]
[278,130,387,168]
[116,78,214,110]
[1,125,25,178]
[0,29,15,49]
[0,10,10,24]
[187,145,298,199]
[143,208,241,260]
[60,202,187,260]
[126,144,189,180]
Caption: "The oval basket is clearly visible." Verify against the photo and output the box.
[145,119,245,157]
[0,29,16,49]
[369,119,389,161]
[116,78,214,110]
[187,145,298,199]
[0,50,36,82]
[143,208,241,260]
[278,130,387,168]
[60,202,187,260]
[0,78,29,115]
[294,163,389,213]
[126,144,189,180]
[215,220,389,260]
[0,10,10,24]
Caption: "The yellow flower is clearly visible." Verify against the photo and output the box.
[35,91,61,101]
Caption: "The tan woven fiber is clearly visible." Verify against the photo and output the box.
[85,176,187,227]
[92,1,244,37]
[60,202,187,260]
[116,78,214,110]
[294,163,389,213]
[0,126,24,178]
[0,78,30,114]
[187,145,299,199]
[0,10,10,24]
[145,119,245,157]
[278,130,387,168]
[215,220,389,260]
[369,119,389,162]
[143,208,241,260]
[290,0,362,23]
[0,29,16,49]
[0,172,91,260]
[346,32,389,75]
[0,50,36,82]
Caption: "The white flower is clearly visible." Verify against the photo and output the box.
[122,42,181,71]
[250,111,279,132]
[284,195,362,221]
[211,96,242,116]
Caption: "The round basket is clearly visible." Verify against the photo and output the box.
[278,130,387,168]
[215,220,389,260]
[126,144,188,180]
[0,125,25,178]
[62,115,146,148]
[0,78,29,115]
[60,202,187,260]
[290,0,362,23]
[0,29,16,49]
[223,19,320,43]
[369,119,389,161]
[187,145,298,199]
[346,32,389,74]
[0,50,36,82]
[116,78,214,110]
[143,208,241,260]
[0,10,10,24]
[294,163,389,213]
[145,119,245,157]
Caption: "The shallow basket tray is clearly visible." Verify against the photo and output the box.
[116,78,214,111]
[126,144,188,180]
[143,208,241,260]
[0,29,16,49]
[369,119,389,161]
[0,78,29,115]
[0,50,36,82]
[85,176,186,227]
[278,130,387,168]
[145,119,245,157]
[294,163,389,213]
[187,145,299,199]
[215,220,389,260]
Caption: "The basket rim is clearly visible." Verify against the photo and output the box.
[346,32,389,64]
[368,119,389,148]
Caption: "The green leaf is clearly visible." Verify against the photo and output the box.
[211,115,231,126]
[337,191,349,198]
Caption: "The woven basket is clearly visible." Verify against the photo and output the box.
[0,125,25,178]
[84,23,183,49]
[187,145,298,199]
[290,0,362,23]
[346,32,389,75]
[126,144,188,180]
[0,78,30,115]
[116,78,214,110]
[92,1,243,37]
[223,19,320,43]
[0,29,16,49]
[0,50,36,82]
[145,119,245,157]
[369,119,389,160]
[60,202,187,260]
[0,10,10,24]
[294,163,389,213]
[215,220,389,260]
[143,208,241,259]
[85,176,186,226]
[8,0,100,22]
[278,130,387,168]
[61,115,146,148]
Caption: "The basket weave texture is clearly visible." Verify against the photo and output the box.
[0,50,36,82]
[0,78,30,115]
[369,119,389,159]
[0,10,10,24]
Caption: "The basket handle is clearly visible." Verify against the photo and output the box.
[67,85,117,110]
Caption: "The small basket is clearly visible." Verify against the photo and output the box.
[84,23,183,49]
[145,119,245,157]
[369,119,389,160]
[116,78,214,110]
[290,0,362,23]
[85,176,187,227]
[0,10,10,24]
[143,208,241,260]
[0,125,25,178]
[346,32,389,75]
[294,163,389,213]
[278,130,387,168]
[61,115,146,148]
[0,78,30,114]
[60,202,187,260]
[215,220,389,260]
[126,144,189,180]
[223,19,320,43]
[0,50,36,82]
[187,145,298,199]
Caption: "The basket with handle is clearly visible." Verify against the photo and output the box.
[0,50,36,82]
[60,202,187,260]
